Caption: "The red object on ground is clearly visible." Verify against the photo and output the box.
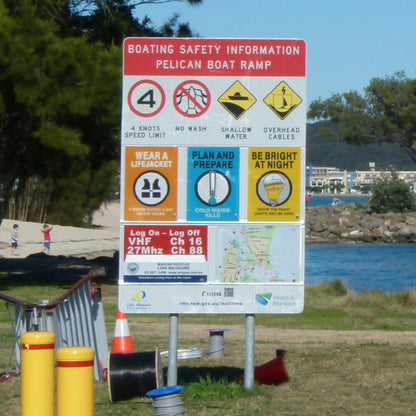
[235,354,289,385]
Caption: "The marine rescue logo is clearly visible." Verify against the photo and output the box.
[218,81,256,119]
[263,81,302,120]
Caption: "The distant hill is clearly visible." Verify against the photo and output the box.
[306,122,415,171]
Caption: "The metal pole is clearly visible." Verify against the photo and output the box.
[244,314,255,390]
[167,314,179,386]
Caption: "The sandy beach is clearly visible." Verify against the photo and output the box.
[0,202,120,260]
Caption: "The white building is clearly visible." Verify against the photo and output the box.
[307,165,416,193]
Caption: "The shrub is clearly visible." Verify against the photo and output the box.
[369,170,416,213]
[327,278,348,296]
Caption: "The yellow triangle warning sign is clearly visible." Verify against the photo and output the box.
[263,81,302,120]
[218,81,256,119]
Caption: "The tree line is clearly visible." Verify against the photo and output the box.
[0,0,201,225]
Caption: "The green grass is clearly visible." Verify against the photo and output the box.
[179,279,416,332]
[183,375,252,399]
[1,274,416,415]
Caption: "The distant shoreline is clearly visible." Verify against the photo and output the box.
[308,193,370,198]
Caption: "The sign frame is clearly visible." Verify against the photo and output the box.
[119,37,306,315]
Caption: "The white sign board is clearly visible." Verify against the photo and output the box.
[119,38,306,314]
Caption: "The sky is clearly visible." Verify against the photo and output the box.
[134,0,416,106]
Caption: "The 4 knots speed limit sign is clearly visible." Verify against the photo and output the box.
[128,79,165,117]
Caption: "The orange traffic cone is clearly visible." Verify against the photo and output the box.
[112,309,135,354]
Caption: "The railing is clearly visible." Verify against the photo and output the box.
[0,267,109,381]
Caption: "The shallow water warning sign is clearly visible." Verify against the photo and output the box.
[218,81,257,120]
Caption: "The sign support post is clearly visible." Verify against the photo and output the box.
[244,314,256,390]
[167,314,179,386]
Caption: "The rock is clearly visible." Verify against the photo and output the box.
[306,205,416,244]
[372,227,384,238]
[405,216,416,225]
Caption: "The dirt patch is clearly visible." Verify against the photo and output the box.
[128,321,416,349]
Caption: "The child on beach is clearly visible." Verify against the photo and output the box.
[41,224,53,255]
[7,224,19,254]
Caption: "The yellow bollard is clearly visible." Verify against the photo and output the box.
[21,331,56,416]
[57,347,95,416]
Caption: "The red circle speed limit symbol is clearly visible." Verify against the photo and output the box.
[128,79,166,117]
[173,80,211,118]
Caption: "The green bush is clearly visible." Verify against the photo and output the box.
[324,278,348,296]
[369,170,416,213]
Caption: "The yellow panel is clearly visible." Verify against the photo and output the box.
[247,148,301,222]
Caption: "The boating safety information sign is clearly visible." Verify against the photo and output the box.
[119,38,306,314]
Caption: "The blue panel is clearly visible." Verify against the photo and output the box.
[187,147,239,221]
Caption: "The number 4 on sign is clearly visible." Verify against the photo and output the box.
[137,89,156,108]
[128,80,165,117]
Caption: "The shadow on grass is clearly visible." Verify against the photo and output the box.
[175,366,244,384]
[0,253,118,291]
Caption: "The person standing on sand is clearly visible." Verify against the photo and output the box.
[7,224,19,254]
[41,224,53,255]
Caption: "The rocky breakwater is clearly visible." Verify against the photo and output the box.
[306,204,416,243]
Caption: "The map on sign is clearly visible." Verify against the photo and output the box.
[215,225,302,284]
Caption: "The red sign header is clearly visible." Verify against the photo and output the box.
[124,225,208,258]
[124,38,306,77]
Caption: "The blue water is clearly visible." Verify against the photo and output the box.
[305,243,416,293]
[307,195,369,207]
